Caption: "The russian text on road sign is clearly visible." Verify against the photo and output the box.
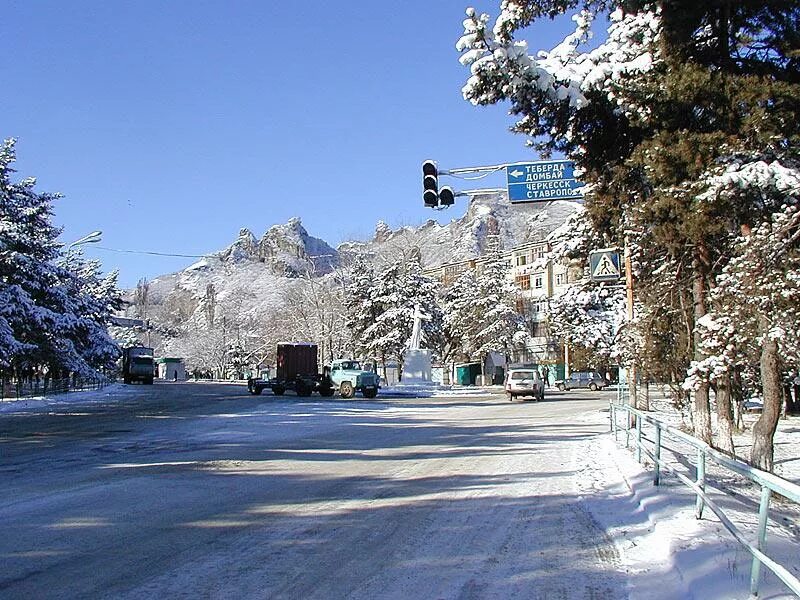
[506,160,583,203]
[589,250,621,282]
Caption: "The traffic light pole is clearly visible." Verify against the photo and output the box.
[438,163,508,177]
[423,159,513,209]
[453,187,506,197]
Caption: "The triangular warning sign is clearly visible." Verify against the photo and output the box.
[592,253,620,278]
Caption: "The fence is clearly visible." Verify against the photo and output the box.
[610,401,800,598]
[1,376,112,400]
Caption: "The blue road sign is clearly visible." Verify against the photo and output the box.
[506,160,583,203]
[589,250,622,282]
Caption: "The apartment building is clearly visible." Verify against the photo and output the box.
[425,239,584,368]
[507,241,580,365]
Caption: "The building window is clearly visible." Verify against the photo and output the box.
[534,275,543,289]
[535,322,548,337]
[555,273,565,286]
[515,254,528,266]
[515,275,531,290]
[529,321,548,337]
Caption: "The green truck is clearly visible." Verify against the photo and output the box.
[329,359,379,399]
[122,346,155,385]
[247,343,379,398]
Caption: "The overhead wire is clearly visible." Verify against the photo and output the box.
[93,246,220,259]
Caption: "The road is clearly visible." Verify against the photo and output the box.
[1,382,624,599]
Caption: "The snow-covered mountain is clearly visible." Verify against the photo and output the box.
[131,194,580,343]
[339,194,579,268]
[136,218,336,325]
[219,217,338,275]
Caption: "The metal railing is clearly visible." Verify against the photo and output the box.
[0,376,111,400]
[610,402,800,598]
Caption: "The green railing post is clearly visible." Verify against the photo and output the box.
[607,404,800,596]
[654,424,661,486]
[636,414,643,463]
[695,448,706,519]
[750,485,772,597]
[625,409,631,449]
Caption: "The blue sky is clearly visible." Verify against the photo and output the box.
[3,1,575,288]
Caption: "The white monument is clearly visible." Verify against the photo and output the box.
[402,304,433,384]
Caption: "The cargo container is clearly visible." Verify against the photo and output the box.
[248,343,334,397]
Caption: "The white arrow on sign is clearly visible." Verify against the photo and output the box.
[509,169,524,178]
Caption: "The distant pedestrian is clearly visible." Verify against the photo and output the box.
[540,366,549,388]
[173,371,178,382]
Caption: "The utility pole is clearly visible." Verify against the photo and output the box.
[624,237,637,408]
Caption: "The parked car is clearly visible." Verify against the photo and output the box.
[553,371,609,391]
[504,368,545,401]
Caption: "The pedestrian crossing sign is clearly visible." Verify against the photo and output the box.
[589,250,621,282]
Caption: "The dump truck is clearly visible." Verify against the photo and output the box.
[247,343,334,397]
[122,346,155,385]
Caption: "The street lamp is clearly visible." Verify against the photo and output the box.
[67,230,103,248]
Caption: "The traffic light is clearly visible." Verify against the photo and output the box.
[439,186,455,206]
[422,160,439,207]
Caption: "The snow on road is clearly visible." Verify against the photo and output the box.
[1,383,797,599]
[89,396,624,599]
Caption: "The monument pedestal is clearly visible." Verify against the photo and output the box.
[401,349,433,384]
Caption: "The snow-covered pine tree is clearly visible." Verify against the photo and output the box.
[343,256,380,361]
[57,251,123,375]
[457,2,800,461]
[473,234,523,382]
[692,201,800,468]
[360,254,442,381]
[548,284,627,372]
[364,262,410,378]
[441,270,480,369]
[0,138,121,381]
[0,139,62,376]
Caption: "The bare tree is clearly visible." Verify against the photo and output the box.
[204,283,216,328]
[134,278,150,319]
[282,273,349,363]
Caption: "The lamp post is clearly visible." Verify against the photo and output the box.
[67,230,103,248]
